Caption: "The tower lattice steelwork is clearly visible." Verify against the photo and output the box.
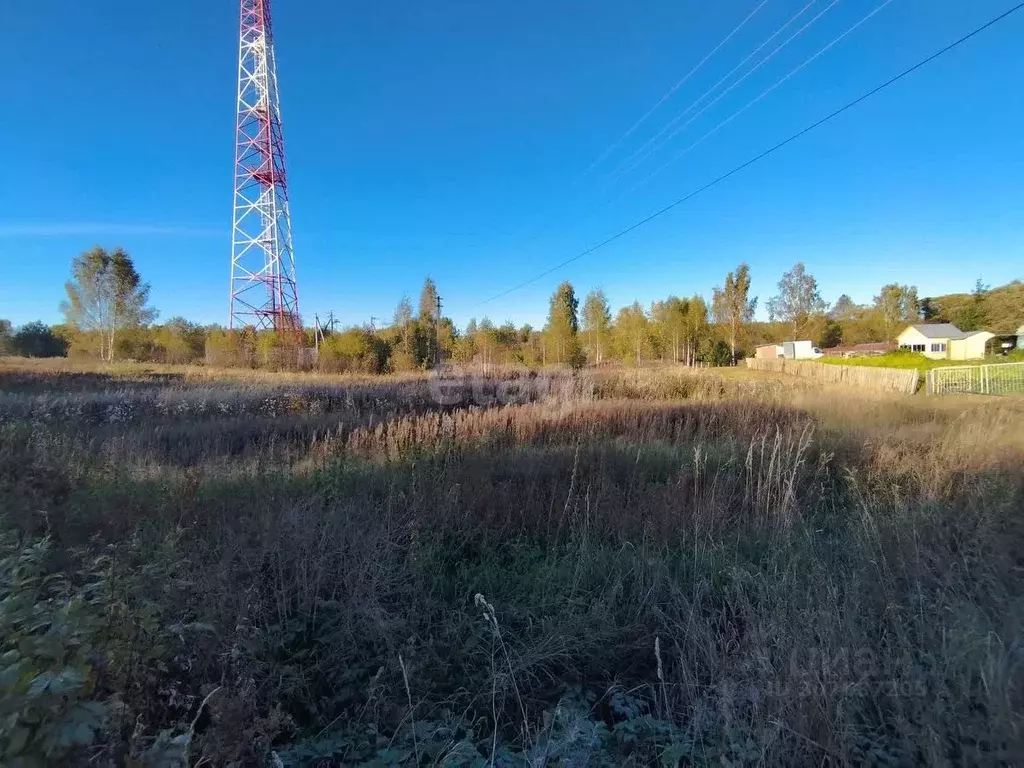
[230,0,300,331]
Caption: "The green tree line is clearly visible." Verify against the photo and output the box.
[3,247,1021,369]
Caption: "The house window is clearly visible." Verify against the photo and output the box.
[905,344,926,353]
[930,343,946,353]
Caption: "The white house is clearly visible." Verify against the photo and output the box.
[896,323,993,361]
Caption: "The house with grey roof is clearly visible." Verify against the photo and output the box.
[896,323,994,360]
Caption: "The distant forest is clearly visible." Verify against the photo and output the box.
[2,247,1022,372]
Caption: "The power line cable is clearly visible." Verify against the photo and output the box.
[580,0,774,178]
[489,0,826,269]
[609,0,843,185]
[499,1,824,259]
[507,0,798,255]
[602,0,827,186]
[630,0,899,193]
[478,2,1024,306]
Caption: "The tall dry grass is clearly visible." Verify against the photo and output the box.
[0,358,1021,765]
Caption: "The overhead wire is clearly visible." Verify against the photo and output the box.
[629,0,900,194]
[491,0,828,272]
[477,2,1024,306]
[608,0,843,185]
[524,1,822,254]
[604,0,826,184]
[580,0,774,178]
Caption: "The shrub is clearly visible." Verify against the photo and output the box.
[11,322,67,359]
[0,536,107,762]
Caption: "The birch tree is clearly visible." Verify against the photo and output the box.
[767,262,825,341]
[651,296,690,362]
[873,284,920,341]
[712,263,757,363]
[581,289,612,364]
[61,247,156,361]
[612,301,656,365]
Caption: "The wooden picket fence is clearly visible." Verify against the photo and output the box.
[745,358,919,394]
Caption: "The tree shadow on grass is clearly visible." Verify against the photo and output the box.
[4,425,1021,766]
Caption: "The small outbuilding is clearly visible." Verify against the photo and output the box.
[755,344,784,360]
[948,331,995,361]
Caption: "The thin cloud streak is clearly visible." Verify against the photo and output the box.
[0,222,225,238]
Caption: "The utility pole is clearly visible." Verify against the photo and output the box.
[313,312,338,354]
[313,311,337,353]
[434,294,443,368]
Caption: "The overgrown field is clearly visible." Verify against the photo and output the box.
[1,358,1022,766]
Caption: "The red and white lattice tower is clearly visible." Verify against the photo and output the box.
[229,0,300,331]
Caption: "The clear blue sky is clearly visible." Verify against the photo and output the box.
[2,0,1022,330]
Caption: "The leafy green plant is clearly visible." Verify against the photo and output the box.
[0,536,108,764]
[275,720,488,767]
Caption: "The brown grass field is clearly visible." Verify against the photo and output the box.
[1,357,1022,765]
